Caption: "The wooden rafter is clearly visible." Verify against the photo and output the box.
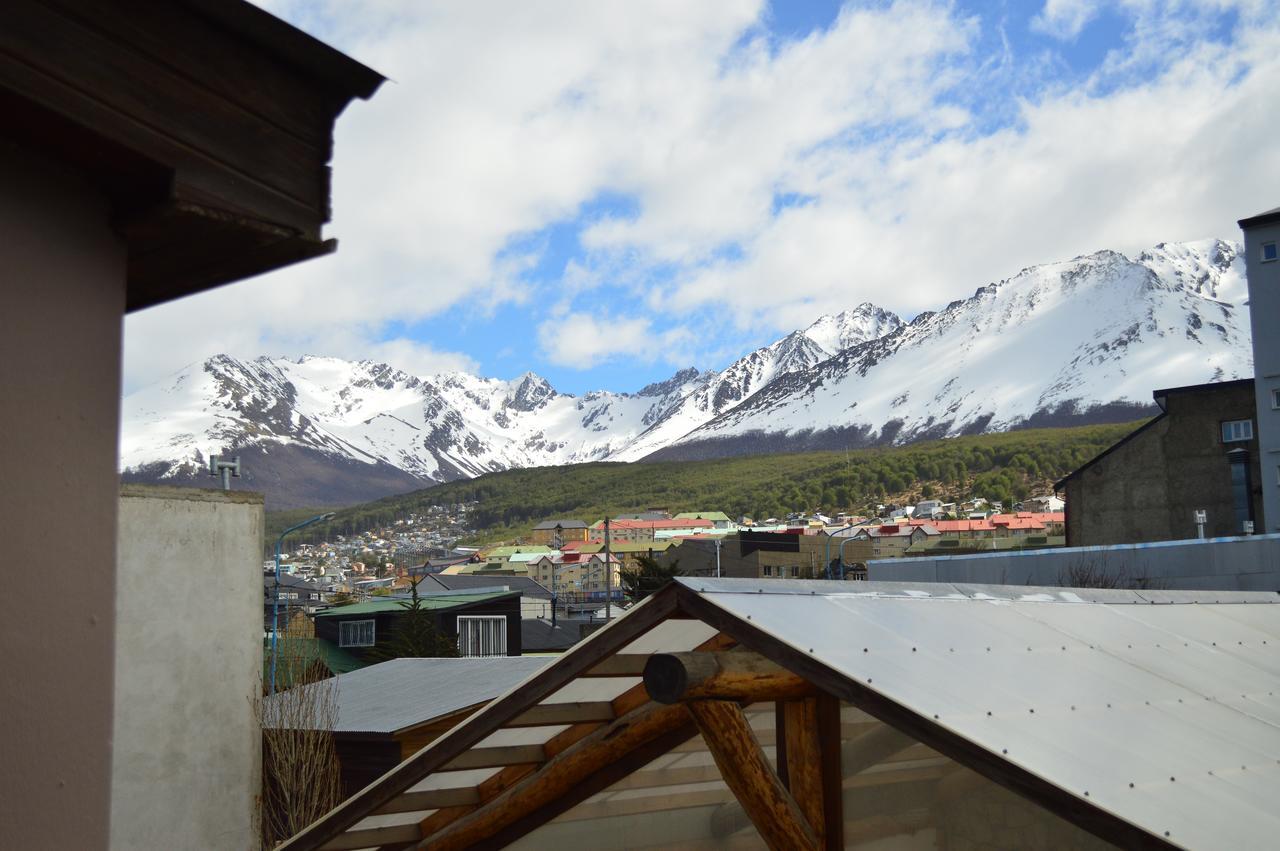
[643,650,818,704]
[419,700,696,849]
[688,699,818,851]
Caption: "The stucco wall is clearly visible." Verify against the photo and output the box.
[1242,216,1280,533]
[1063,381,1263,546]
[0,142,125,849]
[112,485,264,850]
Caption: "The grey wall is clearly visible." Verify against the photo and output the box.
[112,485,264,851]
[0,142,125,849]
[1242,214,1280,533]
[871,533,1280,592]
[1061,380,1263,545]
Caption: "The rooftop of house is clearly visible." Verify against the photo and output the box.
[416,573,552,600]
[531,519,589,530]
[265,656,552,733]
[313,591,517,618]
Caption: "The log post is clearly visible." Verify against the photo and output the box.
[688,700,818,851]
[643,651,818,704]
[783,698,826,847]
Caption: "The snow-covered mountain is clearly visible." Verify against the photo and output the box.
[120,305,895,507]
[650,239,1252,459]
[120,239,1251,507]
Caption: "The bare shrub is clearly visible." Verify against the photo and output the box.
[256,644,343,848]
[1058,556,1164,590]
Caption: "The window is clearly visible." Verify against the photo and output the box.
[790,566,799,577]
[762,565,773,576]
[1272,388,1280,410]
[338,619,375,648]
[457,615,507,657]
[1263,241,1277,263]
[1222,419,1254,443]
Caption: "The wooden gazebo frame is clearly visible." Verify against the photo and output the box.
[280,579,1280,850]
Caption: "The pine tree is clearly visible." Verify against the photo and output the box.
[371,582,458,661]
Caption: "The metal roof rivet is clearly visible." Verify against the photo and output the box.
[1129,782,1134,788]
[867,678,873,683]
[1165,832,1171,838]
[746,615,752,619]
[912,647,917,652]
[1107,703,1112,708]
[808,648,814,653]
[986,647,991,652]
[1029,708,1034,713]
[987,711,992,716]
[1070,705,1076,711]
[863,648,868,652]
[1144,701,1150,706]
[1170,777,1175,782]
[934,714,939,719]
[1002,749,1008,754]
[1084,791,1089,797]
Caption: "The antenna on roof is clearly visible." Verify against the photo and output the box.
[208,454,241,490]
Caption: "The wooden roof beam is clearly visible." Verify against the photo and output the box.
[419,700,696,849]
[689,699,818,851]
[643,651,818,704]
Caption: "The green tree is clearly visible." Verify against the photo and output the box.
[325,591,357,607]
[620,555,683,601]
[371,583,458,661]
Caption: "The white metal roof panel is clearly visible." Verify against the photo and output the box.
[680,579,1280,850]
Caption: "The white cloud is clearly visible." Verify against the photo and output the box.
[1031,0,1101,40]
[125,0,1280,393]
[536,315,695,370]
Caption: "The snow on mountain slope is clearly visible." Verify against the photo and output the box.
[653,239,1251,459]
[120,239,1251,506]
[607,304,903,460]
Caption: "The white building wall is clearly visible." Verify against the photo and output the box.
[112,484,264,850]
[1242,211,1280,532]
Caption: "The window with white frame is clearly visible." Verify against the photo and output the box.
[1262,241,1277,263]
[1222,419,1254,443]
[457,615,507,657]
[338,619,375,648]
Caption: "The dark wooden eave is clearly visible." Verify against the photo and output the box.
[0,0,385,311]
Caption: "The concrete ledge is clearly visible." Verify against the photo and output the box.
[120,482,264,504]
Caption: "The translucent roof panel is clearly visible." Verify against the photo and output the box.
[683,579,1280,850]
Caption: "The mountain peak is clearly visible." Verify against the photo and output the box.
[802,304,903,354]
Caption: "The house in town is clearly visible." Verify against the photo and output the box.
[314,591,522,662]
[417,572,555,619]
[281,578,1280,851]
[530,519,591,547]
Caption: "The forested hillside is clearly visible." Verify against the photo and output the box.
[266,421,1138,545]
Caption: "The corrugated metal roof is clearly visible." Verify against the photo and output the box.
[283,656,553,733]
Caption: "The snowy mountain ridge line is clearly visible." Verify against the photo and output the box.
[120,239,1251,506]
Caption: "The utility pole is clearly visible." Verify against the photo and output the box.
[714,537,722,578]
[604,516,612,620]
[270,511,335,696]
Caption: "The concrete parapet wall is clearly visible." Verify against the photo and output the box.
[871,533,1280,592]
[111,485,264,850]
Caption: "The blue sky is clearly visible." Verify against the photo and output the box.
[124,0,1280,396]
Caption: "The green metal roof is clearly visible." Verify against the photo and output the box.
[314,592,514,618]
[262,637,366,689]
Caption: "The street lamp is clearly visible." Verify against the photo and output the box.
[269,511,335,695]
